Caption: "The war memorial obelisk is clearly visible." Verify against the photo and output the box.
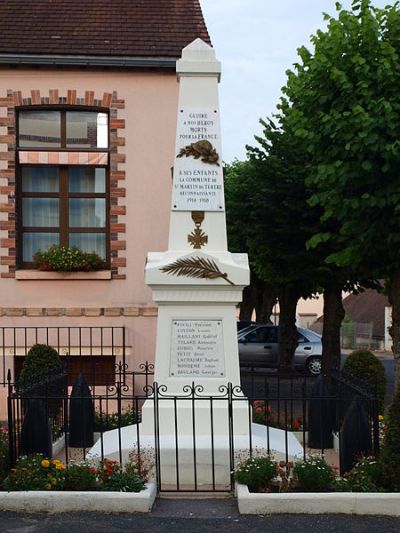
[89,39,303,486]
[143,39,251,483]
[145,39,249,396]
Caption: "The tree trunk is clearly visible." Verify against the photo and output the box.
[239,270,256,321]
[388,268,400,394]
[255,280,276,324]
[321,284,345,377]
[278,287,299,371]
[239,285,255,321]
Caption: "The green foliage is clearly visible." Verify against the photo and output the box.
[94,406,139,432]
[63,462,98,491]
[235,456,277,492]
[380,389,400,491]
[33,245,105,272]
[343,349,387,414]
[3,455,66,491]
[293,456,335,491]
[342,456,383,492]
[3,456,147,492]
[280,0,400,277]
[19,344,64,418]
[19,344,62,383]
[0,428,9,487]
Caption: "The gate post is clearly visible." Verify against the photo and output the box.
[7,369,15,466]
[152,382,161,493]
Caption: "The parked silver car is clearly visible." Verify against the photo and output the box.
[238,324,322,375]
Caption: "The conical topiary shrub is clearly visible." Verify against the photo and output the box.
[380,388,400,491]
[343,349,387,414]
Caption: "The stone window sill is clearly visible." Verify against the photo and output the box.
[15,270,112,281]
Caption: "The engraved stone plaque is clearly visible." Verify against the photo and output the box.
[172,107,224,211]
[170,319,225,377]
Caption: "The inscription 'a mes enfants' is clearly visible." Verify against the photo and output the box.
[172,109,224,211]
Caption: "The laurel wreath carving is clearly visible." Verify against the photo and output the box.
[160,256,234,285]
[177,140,220,166]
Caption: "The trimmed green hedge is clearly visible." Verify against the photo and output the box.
[343,349,386,414]
[380,389,400,491]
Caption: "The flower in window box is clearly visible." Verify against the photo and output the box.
[33,245,105,272]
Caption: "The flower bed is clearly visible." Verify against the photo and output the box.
[0,454,156,513]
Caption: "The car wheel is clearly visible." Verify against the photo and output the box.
[306,357,322,376]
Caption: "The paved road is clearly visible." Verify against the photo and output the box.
[1,498,400,533]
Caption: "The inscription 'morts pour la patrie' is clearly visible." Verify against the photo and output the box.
[172,108,224,211]
[170,319,225,378]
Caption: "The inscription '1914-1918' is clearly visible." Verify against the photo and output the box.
[172,109,224,211]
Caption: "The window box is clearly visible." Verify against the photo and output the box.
[15,269,111,280]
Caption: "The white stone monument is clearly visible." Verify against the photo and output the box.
[88,40,303,486]
[142,38,250,439]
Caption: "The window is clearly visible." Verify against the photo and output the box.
[245,327,277,343]
[17,110,109,267]
[18,110,108,149]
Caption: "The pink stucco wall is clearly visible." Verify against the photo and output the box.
[0,68,179,373]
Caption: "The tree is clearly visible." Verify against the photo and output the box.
[276,0,400,388]
[225,160,277,323]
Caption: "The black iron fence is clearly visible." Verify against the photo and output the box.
[5,362,379,493]
[0,326,126,387]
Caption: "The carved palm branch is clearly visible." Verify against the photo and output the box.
[160,256,234,286]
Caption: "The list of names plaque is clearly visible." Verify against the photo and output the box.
[172,107,224,211]
[170,319,225,377]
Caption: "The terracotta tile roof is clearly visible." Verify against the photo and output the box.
[0,1,210,58]
[342,289,389,340]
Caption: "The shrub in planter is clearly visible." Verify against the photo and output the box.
[293,456,335,491]
[63,462,98,491]
[380,388,400,491]
[33,245,105,272]
[94,405,139,432]
[3,455,66,491]
[19,344,65,419]
[342,456,383,492]
[235,456,277,492]
[343,349,387,414]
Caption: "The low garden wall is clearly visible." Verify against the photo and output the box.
[236,483,400,516]
[0,481,157,513]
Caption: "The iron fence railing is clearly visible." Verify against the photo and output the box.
[5,363,379,493]
[0,326,126,387]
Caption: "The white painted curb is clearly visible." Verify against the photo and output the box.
[236,483,400,516]
[0,481,157,513]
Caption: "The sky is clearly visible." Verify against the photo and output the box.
[200,0,391,163]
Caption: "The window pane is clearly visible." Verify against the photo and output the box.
[69,167,106,193]
[23,233,59,262]
[70,233,106,259]
[19,111,61,148]
[23,198,59,227]
[69,199,106,227]
[22,167,59,192]
[66,112,108,149]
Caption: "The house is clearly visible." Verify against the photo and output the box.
[310,289,391,350]
[0,0,210,387]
